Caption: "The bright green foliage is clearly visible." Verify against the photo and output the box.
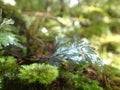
[18,63,58,84]
[0,32,20,48]
[73,75,103,90]
[0,19,22,49]
[0,56,18,78]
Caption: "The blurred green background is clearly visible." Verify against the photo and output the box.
[0,0,120,90]
[4,0,120,69]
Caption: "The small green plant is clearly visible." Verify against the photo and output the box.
[0,56,18,78]
[0,56,18,89]
[57,67,103,90]
[0,18,22,49]
[73,75,103,90]
[50,36,103,67]
[18,63,58,84]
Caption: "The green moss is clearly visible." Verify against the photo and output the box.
[18,63,58,84]
[73,75,103,90]
[0,56,18,79]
